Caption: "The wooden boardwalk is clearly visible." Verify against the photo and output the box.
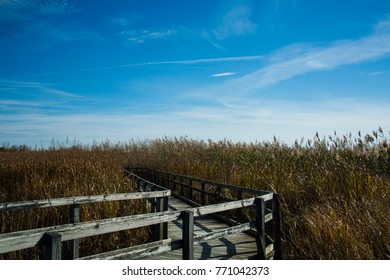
[0,169,280,260]
[137,196,258,260]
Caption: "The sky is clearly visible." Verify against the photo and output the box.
[1,0,390,147]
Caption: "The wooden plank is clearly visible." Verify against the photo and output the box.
[190,198,256,217]
[79,239,173,260]
[194,222,253,244]
[139,196,261,260]
[0,210,181,254]
[0,191,170,212]
[0,197,257,254]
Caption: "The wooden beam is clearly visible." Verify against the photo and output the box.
[194,222,253,244]
[0,210,182,254]
[181,210,194,260]
[0,191,170,212]
[255,198,266,260]
[273,193,282,260]
[69,203,80,259]
[44,232,62,260]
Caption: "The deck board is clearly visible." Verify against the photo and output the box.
[136,196,258,260]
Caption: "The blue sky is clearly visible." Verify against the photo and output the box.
[1,0,390,147]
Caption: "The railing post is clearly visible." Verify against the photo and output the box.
[69,203,80,259]
[273,194,282,260]
[162,196,169,239]
[180,177,184,197]
[188,179,193,201]
[236,190,244,222]
[44,232,62,260]
[181,210,194,260]
[149,184,156,212]
[154,196,168,241]
[255,197,266,260]
[201,182,206,205]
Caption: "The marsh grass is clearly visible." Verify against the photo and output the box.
[0,146,150,259]
[1,128,389,259]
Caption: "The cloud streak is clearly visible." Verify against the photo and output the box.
[121,29,177,44]
[212,72,236,77]
[192,15,390,99]
[0,79,86,99]
[25,55,264,77]
[0,0,81,21]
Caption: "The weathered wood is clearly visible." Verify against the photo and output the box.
[181,210,194,260]
[154,197,169,241]
[188,179,193,201]
[2,168,280,260]
[69,203,80,259]
[148,169,273,198]
[124,170,167,192]
[273,193,282,260]
[44,232,62,260]
[255,198,266,260]
[236,190,244,222]
[79,239,173,260]
[0,198,257,254]
[190,198,256,217]
[162,196,169,239]
[140,196,260,260]
[201,182,206,205]
[0,191,170,212]
[193,222,253,244]
[0,210,181,254]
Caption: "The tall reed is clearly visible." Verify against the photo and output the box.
[0,145,150,259]
[1,128,389,259]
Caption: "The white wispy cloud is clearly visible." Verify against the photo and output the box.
[368,71,385,77]
[26,55,264,77]
[121,29,177,44]
[0,0,81,21]
[189,15,390,99]
[0,79,87,100]
[373,13,390,32]
[1,98,389,147]
[111,15,143,27]
[213,5,257,40]
[212,72,236,77]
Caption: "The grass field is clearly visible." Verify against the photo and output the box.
[1,129,389,259]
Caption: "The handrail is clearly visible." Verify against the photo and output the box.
[0,169,281,260]
[0,191,170,212]
[132,168,272,196]
[0,196,264,257]
[130,168,282,260]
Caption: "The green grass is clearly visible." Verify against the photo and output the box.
[1,128,389,259]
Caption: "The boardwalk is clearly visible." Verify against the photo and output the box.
[137,196,258,260]
[0,169,280,260]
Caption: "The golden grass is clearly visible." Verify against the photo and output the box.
[1,128,389,259]
[0,145,150,259]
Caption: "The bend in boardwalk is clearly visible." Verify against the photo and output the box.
[135,196,258,260]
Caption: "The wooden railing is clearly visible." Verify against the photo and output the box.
[0,169,282,260]
[130,168,282,260]
[0,172,170,260]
